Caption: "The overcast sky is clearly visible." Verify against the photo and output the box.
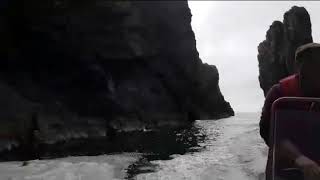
[188,1,320,112]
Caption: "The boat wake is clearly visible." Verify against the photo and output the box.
[0,113,267,180]
[136,113,267,180]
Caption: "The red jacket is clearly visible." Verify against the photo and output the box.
[260,74,302,146]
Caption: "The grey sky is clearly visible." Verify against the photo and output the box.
[188,1,320,112]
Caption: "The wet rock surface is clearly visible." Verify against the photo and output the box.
[0,1,233,157]
[258,6,313,95]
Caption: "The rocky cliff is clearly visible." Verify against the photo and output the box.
[258,6,313,96]
[0,1,233,155]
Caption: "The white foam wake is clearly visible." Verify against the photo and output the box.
[136,113,268,180]
[0,153,140,180]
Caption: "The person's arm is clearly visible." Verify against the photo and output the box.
[280,139,303,163]
[260,84,282,147]
[282,139,320,178]
[280,139,320,179]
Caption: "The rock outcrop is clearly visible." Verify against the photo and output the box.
[258,6,313,96]
[0,1,233,155]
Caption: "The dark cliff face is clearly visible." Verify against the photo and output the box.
[258,6,313,96]
[0,1,233,152]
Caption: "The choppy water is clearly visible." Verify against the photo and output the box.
[0,113,268,180]
[134,113,268,180]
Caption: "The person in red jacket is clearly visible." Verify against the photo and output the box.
[260,42,320,180]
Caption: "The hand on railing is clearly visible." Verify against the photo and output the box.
[295,155,320,180]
